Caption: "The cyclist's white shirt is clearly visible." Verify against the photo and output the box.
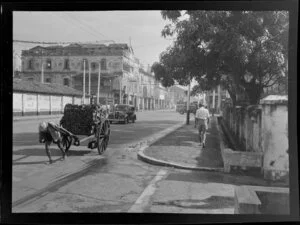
[195,107,210,120]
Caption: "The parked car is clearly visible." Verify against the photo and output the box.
[176,102,198,115]
[108,104,137,124]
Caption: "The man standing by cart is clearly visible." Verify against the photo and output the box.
[195,103,210,148]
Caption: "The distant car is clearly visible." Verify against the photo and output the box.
[108,104,137,124]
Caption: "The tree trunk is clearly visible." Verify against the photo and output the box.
[244,81,263,105]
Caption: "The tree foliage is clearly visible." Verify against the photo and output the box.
[153,10,288,105]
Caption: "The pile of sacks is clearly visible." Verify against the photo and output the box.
[60,104,99,135]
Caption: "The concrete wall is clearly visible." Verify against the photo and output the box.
[223,104,262,153]
[261,101,289,181]
[13,92,89,116]
[222,95,288,181]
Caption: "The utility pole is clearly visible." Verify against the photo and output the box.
[41,61,44,83]
[83,60,86,104]
[88,62,91,96]
[41,50,44,83]
[119,77,122,104]
[97,61,101,105]
[186,75,191,125]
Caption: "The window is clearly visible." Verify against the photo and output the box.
[91,62,97,70]
[28,59,34,70]
[101,58,107,70]
[63,78,70,86]
[45,78,52,83]
[46,59,52,69]
[64,59,70,70]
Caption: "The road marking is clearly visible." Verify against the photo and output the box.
[128,169,168,212]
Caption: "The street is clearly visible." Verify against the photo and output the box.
[6,9,292,219]
[13,110,190,212]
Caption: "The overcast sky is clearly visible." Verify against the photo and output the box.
[13,11,175,67]
[13,11,198,90]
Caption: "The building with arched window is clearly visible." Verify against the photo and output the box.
[19,43,171,109]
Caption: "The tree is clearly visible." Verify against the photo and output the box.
[157,10,289,105]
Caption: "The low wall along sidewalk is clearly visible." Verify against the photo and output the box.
[221,95,289,182]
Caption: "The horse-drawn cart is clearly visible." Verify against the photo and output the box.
[56,104,111,155]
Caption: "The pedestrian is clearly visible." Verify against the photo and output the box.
[195,103,210,148]
[38,121,66,164]
[194,104,199,128]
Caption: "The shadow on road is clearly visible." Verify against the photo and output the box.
[153,196,235,209]
[166,170,289,187]
[14,147,92,157]
[12,158,106,209]
[13,157,63,165]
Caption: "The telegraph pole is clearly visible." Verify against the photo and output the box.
[41,50,44,83]
[186,75,191,125]
[83,60,86,104]
[97,61,101,105]
[88,62,91,96]
[119,77,122,104]
[41,61,44,83]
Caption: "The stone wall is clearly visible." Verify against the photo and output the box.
[222,95,288,181]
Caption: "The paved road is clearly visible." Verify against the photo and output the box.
[12,111,289,215]
[12,110,189,212]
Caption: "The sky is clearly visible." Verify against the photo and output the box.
[13,11,175,68]
[13,11,198,90]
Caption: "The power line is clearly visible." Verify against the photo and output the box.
[55,12,103,42]
[66,13,111,41]
[55,12,115,44]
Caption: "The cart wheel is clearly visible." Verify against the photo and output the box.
[58,135,72,152]
[97,120,110,155]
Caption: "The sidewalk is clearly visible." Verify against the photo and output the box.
[139,116,224,171]
[138,116,288,185]
[137,116,288,214]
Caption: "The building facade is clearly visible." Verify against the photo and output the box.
[20,43,170,110]
[168,86,186,109]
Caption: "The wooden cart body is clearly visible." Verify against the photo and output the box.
[55,106,111,155]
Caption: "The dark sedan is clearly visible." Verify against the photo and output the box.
[108,104,137,124]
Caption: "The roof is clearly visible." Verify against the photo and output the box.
[260,95,288,105]
[79,44,107,49]
[13,78,85,97]
[26,43,130,52]
[108,43,129,49]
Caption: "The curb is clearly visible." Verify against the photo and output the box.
[137,117,225,172]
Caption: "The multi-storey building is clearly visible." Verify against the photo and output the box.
[168,85,186,109]
[19,43,170,109]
